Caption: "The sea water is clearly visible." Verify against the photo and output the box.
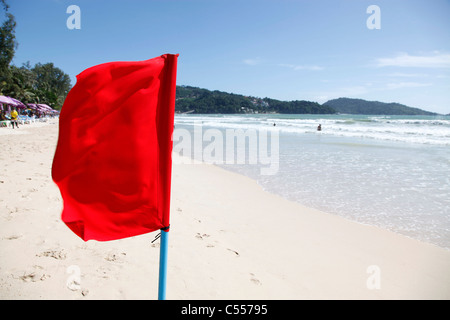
[174,114,450,249]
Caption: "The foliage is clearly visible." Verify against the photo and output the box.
[1,62,71,109]
[323,98,437,115]
[176,86,336,114]
[0,0,15,74]
[31,62,72,107]
[0,0,17,90]
[0,1,71,109]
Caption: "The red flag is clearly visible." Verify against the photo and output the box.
[52,54,178,241]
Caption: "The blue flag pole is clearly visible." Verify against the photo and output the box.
[158,229,169,300]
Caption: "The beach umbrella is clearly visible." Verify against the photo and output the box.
[9,97,27,109]
[52,54,178,300]
[37,103,53,111]
[29,104,45,113]
[0,96,18,112]
[0,95,16,106]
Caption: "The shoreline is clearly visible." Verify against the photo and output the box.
[187,153,450,253]
[251,177,450,253]
[174,116,450,250]
[171,156,450,299]
[1,123,450,299]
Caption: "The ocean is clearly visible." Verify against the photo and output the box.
[174,114,450,250]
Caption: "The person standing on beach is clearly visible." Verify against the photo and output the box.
[0,110,7,127]
[10,108,19,129]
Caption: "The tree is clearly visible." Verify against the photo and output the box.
[0,1,72,108]
[6,64,36,103]
[0,0,17,92]
[32,63,72,108]
[175,86,337,114]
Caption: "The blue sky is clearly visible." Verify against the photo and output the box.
[5,0,450,114]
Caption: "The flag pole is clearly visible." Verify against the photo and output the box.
[158,229,169,300]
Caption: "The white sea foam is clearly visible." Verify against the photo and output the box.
[176,114,450,145]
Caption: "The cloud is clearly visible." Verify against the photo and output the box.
[386,72,427,78]
[386,82,432,90]
[314,81,432,103]
[279,63,324,71]
[243,58,324,71]
[376,52,450,68]
[243,58,263,66]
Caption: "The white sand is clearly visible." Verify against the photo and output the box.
[1,122,449,299]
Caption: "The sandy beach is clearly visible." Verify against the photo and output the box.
[1,122,450,300]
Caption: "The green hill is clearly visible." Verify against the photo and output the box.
[323,98,437,115]
[175,87,438,115]
[175,86,336,114]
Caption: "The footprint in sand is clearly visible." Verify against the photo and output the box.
[16,265,50,283]
[37,249,67,260]
[96,266,112,279]
[19,272,49,282]
[195,233,210,240]
[7,206,19,214]
[104,251,126,263]
[4,234,22,240]
[250,273,262,285]
[227,248,240,257]
[195,233,217,248]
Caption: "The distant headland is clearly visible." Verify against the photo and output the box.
[175,86,439,115]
